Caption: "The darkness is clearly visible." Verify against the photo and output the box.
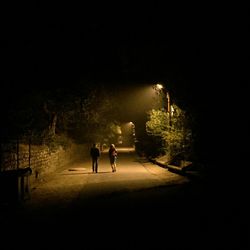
[1,3,248,165]
[0,4,249,247]
[1,4,249,153]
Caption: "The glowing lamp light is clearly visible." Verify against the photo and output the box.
[156,84,163,90]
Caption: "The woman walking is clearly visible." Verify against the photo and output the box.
[108,144,117,172]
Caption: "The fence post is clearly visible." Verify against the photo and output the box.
[16,137,19,169]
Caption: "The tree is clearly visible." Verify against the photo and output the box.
[2,82,123,147]
[146,104,193,158]
[74,86,120,144]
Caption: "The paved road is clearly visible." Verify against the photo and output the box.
[0,148,247,249]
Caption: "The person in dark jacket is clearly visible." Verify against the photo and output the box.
[90,143,100,173]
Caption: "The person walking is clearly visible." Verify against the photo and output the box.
[90,143,100,173]
[108,144,117,172]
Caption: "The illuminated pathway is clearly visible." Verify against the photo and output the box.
[16,147,189,215]
[0,148,243,249]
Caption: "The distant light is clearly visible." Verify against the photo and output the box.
[171,105,174,116]
[156,84,163,90]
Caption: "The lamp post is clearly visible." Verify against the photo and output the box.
[129,121,136,147]
[156,83,172,126]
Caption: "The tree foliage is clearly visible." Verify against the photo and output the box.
[79,87,120,143]
[2,83,120,147]
[146,104,193,158]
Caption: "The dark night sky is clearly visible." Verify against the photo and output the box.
[1,4,247,92]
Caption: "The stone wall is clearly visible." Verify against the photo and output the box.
[0,142,90,187]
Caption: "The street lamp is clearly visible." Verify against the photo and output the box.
[156,83,172,126]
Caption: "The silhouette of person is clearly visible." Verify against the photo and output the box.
[90,143,100,173]
[108,144,117,172]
